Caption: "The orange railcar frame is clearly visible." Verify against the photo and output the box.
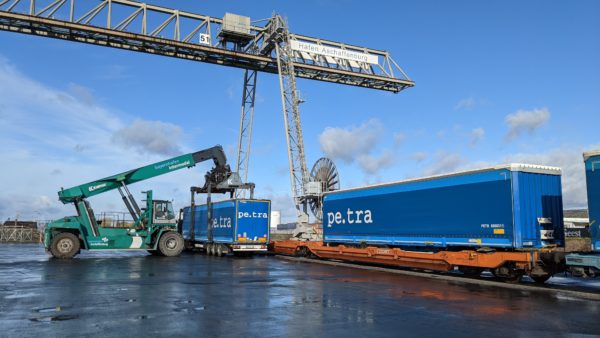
[272,240,558,272]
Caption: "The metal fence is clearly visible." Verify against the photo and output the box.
[0,226,42,243]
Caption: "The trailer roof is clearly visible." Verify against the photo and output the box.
[326,163,561,195]
[583,150,600,161]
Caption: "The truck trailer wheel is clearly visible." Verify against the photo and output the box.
[158,232,184,257]
[50,232,80,259]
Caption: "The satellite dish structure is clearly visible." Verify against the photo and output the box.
[309,157,340,221]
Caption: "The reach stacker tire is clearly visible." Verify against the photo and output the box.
[49,232,80,259]
[158,231,184,257]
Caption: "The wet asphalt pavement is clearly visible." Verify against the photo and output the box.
[1,244,599,337]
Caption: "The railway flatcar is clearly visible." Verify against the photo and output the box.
[274,164,567,283]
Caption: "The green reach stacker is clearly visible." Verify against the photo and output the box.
[45,145,242,259]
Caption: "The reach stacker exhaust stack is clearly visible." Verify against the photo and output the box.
[44,145,248,259]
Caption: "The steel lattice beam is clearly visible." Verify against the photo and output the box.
[0,0,414,92]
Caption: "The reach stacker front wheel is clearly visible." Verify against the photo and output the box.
[158,231,184,257]
[50,232,80,259]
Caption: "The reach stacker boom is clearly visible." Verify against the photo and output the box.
[45,145,240,258]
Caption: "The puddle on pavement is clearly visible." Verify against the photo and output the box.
[173,306,206,313]
[173,299,207,313]
[33,306,68,313]
[4,292,38,299]
[290,297,322,305]
[30,306,78,322]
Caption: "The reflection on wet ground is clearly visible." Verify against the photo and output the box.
[0,244,599,337]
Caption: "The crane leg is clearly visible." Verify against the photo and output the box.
[235,69,258,199]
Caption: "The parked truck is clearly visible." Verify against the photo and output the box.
[180,199,270,256]
[45,145,240,259]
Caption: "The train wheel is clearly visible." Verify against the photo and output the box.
[459,267,483,277]
[493,265,523,283]
[296,246,308,257]
[583,268,597,278]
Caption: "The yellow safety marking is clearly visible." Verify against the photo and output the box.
[493,229,505,235]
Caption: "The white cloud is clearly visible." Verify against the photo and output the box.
[67,83,95,106]
[0,56,194,221]
[112,119,183,156]
[357,151,394,174]
[470,127,485,145]
[319,118,383,163]
[422,152,464,176]
[393,132,406,146]
[411,152,428,162]
[505,107,550,140]
[319,119,393,175]
[454,97,476,110]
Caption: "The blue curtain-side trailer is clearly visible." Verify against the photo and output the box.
[322,164,564,250]
[181,199,270,256]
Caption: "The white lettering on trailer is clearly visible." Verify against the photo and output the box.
[212,217,232,228]
[326,209,373,227]
[238,211,268,219]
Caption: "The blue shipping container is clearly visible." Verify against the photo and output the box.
[181,199,270,245]
[323,164,564,249]
[584,150,600,252]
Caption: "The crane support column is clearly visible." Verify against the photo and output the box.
[235,69,258,199]
[270,15,310,223]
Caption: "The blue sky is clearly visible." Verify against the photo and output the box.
[0,0,599,223]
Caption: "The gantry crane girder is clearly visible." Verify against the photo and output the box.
[0,0,414,223]
[0,0,413,91]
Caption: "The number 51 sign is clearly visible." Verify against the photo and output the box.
[199,33,211,46]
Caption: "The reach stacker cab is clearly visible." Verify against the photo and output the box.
[45,145,240,259]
